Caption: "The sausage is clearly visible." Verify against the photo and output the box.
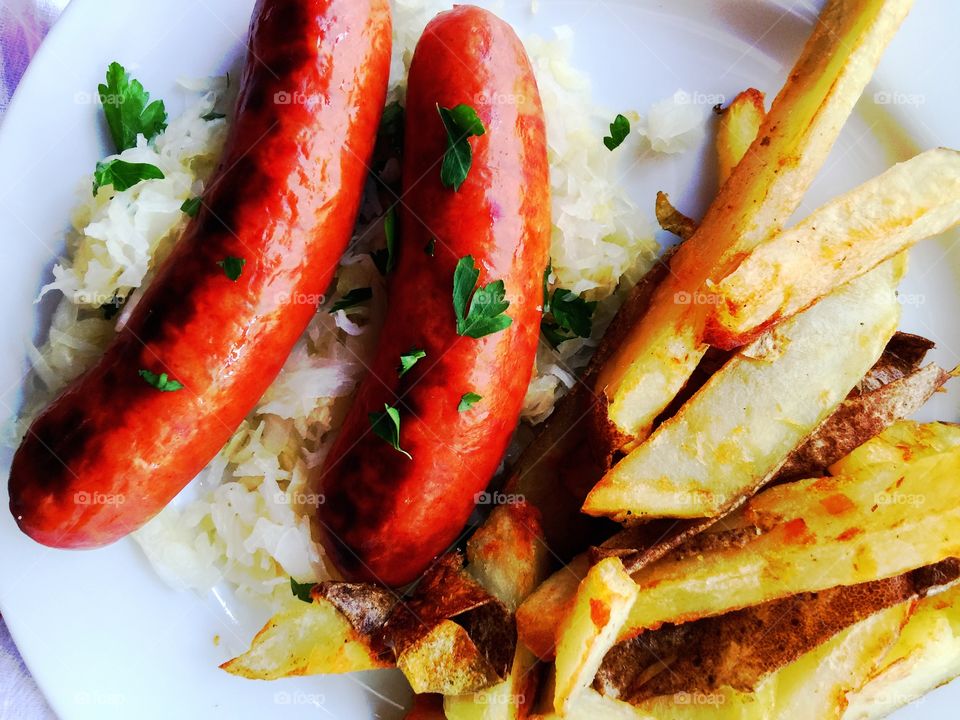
[317,6,551,587]
[8,0,392,548]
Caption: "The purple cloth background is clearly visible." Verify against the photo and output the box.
[1,4,69,716]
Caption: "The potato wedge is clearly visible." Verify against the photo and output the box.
[553,558,638,713]
[709,148,960,349]
[444,502,551,720]
[595,559,958,701]
[516,555,591,661]
[845,584,960,719]
[618,421,960,638]
[773,363,950,482]
[398,620,508,695]
[716,88,766,186]
[584,259,902,521]
[547,603,908,720]
[220,596,391,679]
[593,0,913,444]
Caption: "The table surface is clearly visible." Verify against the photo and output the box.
[0,2,67,714]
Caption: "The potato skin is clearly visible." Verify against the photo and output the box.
[8,0,393,548]
[317,6,551,587]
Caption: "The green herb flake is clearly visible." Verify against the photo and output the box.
[329,287,373,314]
[92,159,164,196]
[542,261,553,309]
[138,369,184,392]
[98,62,168,153]
[541,288,597,348]
[603,113,631,151]
[201,111,226,121]
[217,256,246,281]
[425,238,436,256]
[453,256,512,339]
[437,104,486,191]
[290,578,314,604]
[458,392,482,413]
[398,348,426,377]
[181,197,202,217]
[369,404,411,459]
[372,206,398,275]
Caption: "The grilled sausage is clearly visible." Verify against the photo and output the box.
[9,0,392,548]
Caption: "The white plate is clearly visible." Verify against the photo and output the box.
[1,1,958,718]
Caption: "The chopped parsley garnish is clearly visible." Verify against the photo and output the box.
[290,578,314,604]
[542,288,597,348]
[369,404,411,459]
[329,287,373,314]
[139,369,183,392]
[92,159,164,196]
[181,197,202,217]
[201,111,226,121]
[398,348,426,377]
[98,62,168,153]
[542,261,553,308]
[437,104,486,191]
[453,256,512,339]
[372,206,397,275]
[217,257,245,281]
[425,238,436,256]
[603,113,631,151]
[458,392,482,413]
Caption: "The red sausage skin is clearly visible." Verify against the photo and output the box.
[8,0,392,548]
[317,6,551,587]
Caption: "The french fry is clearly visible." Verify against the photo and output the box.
[516,555,591,661]
[716,89,766,186]
[552,558,638,714]
[845,584,960,719]
[584,259,902,521]
[544,603,910,720]
[398,620,509,695]
[444,502,551,720]
[708,148,960,349]
[592,0,913,447]
[220,595,391,679]
[617,421,960,639]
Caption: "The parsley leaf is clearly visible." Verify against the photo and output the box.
[398,348,426,377]
[98,62,168,153]
[372,206,398,275]
[181,197,202,217]
[217,257,245,281]
[603,113,631,151]
[290,578,314,604]
[92,159,164,196]
[330,287,373,314]
[201,111,226,121]
[369,404,411,459]
[437,104,486,191]
[541,288,597,348]
[543,261,553,309]
[139,369,183,392]
[453,256,512,339]
[458,392,482,412]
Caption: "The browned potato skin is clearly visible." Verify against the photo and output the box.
[595,558,960,703]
